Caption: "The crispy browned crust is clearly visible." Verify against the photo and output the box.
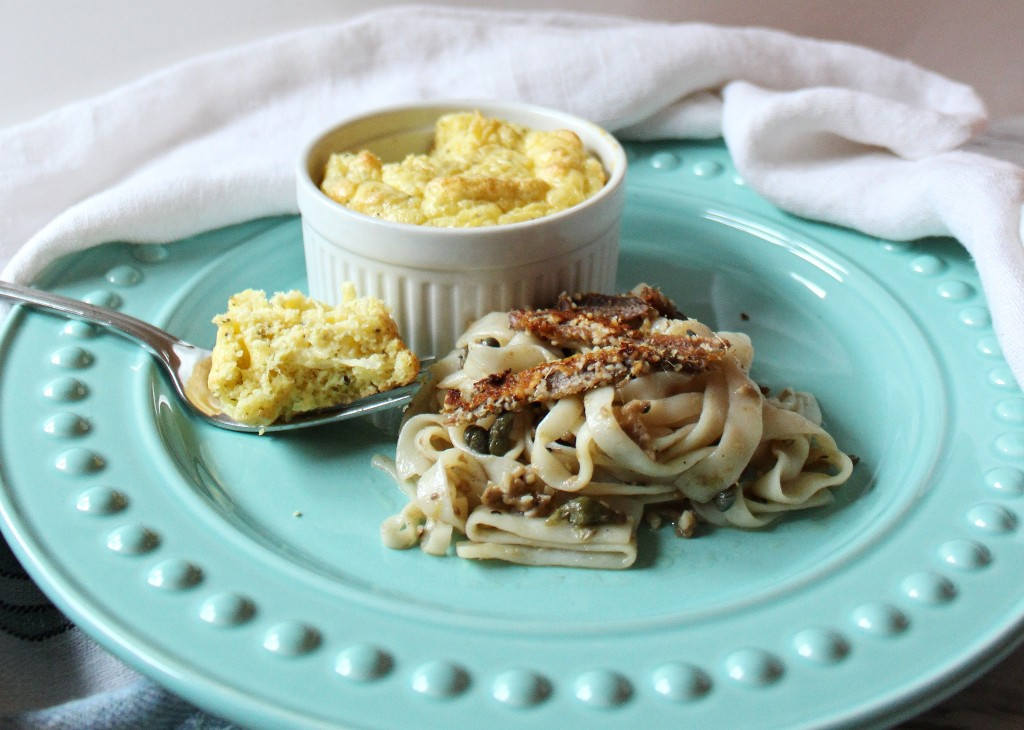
[441,285,726,424]
[442,335,727,423]
[557,284,685,318]
[507,284,685,346]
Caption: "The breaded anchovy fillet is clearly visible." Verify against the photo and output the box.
[574,284,686,320]
[442,335,727,423]
[558,284,685,318]
[508,284,686,346]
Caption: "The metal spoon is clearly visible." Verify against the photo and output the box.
[0,280,428,433]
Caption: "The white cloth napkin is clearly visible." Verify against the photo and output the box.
[3,8,1022,397]
[2,4,1024,722]
[3,6,1023,399]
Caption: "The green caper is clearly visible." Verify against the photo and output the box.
[714,486,737,512]
[464,425,489,454]
[488,412,516,455]
[545,495,625,528]
[479,336,500,347]
[738,464,760,485]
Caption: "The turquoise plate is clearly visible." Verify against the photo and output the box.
[2,140,1023,729]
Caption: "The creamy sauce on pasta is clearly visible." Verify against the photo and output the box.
[376,287,854,569]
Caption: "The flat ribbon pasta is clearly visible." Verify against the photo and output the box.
[458,497,643,569]
[377,286,855,568]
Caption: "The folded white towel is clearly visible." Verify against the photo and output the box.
[2,5,1022,386]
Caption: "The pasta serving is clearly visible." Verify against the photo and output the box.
[375,285,854,569]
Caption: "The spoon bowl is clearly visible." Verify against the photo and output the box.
[0,280,427,433]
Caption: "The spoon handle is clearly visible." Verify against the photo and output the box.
[0,279,182,354]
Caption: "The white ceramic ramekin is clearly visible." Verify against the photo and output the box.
[296,99,627,357]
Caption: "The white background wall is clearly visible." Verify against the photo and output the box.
[1,0,1021,128]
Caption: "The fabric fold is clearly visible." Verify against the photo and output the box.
[0,4,1018,371]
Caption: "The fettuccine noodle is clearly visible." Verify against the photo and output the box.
[376,288,853,569]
